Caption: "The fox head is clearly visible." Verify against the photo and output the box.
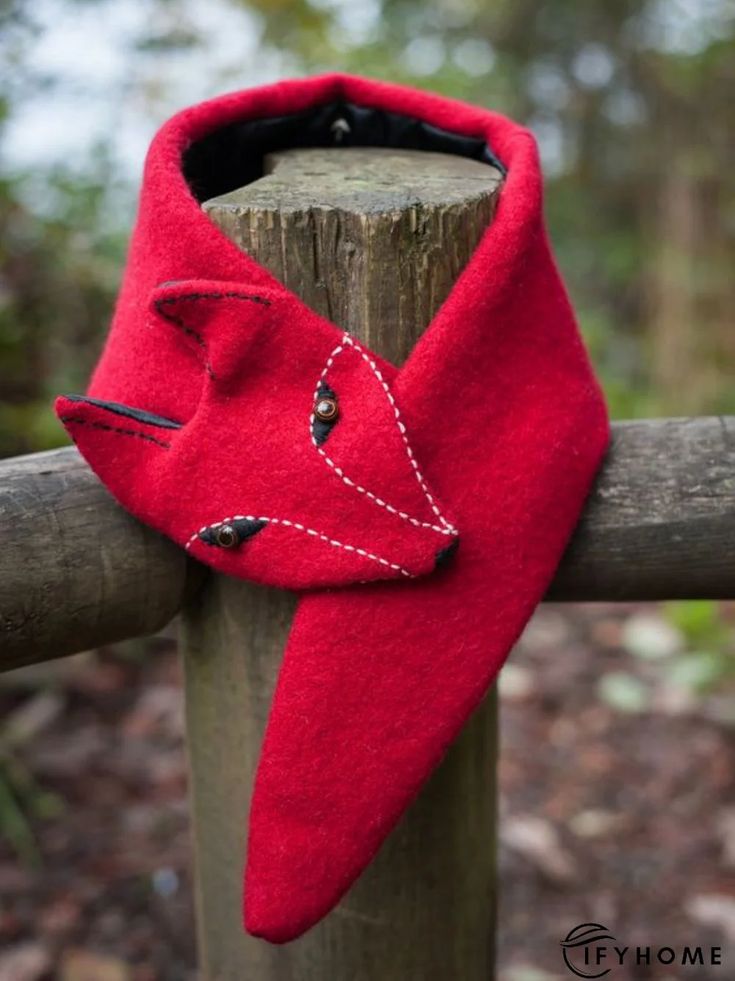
[56,279,458,590]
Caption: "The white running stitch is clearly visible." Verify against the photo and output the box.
[310,336,458,536]
[185,514,413,578]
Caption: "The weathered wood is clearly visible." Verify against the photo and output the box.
[0,446,191,672]
[549,415,735,600]
[2,415,734,672]
[205,147,500,354]
[183,147,502,980]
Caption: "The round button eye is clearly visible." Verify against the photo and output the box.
[314,396,338,422]
[214,523,239,548]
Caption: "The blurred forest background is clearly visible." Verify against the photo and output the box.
[0,1,734,979]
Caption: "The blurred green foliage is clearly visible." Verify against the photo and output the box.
[0,151,126,453]
[1,0,734,458]
[0,752,64,867]
[667,599,730,649]
[666,600,735,691]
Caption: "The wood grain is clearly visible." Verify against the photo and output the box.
[1,421,734,670]
[0,445,192,672]
[186,147,503,980]
[549,415,735,600]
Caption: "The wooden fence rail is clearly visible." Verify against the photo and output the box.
[1,147,734,981]
[2,416,734,673]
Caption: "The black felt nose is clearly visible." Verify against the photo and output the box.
[434,538,459,569]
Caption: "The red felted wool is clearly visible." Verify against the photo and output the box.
[57,280,455,588]
[54,74,609,943]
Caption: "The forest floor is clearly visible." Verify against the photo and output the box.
[0,603,733,981]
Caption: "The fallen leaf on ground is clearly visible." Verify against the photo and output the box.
[60,949,131,981]
[0,943,51,981]
[501,815,577,884]
[685,894,735,941]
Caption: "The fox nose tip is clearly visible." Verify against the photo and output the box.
[434,537,459,570]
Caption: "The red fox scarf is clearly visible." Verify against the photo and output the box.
[56,74,609,943]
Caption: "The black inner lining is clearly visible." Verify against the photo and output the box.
[183,101,506,202]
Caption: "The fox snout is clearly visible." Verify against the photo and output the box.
[56,280,459,591]
[200,517,458,574]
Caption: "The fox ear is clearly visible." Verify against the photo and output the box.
[55,394,181,511]
[149,280,275,385]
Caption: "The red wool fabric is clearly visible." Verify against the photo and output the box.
[56,280,455,588]
[54,74,609,943]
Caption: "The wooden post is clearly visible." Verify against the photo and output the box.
[181,148,503,980]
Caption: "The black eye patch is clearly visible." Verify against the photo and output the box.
[312,382,339,446]
[199,517,267,548]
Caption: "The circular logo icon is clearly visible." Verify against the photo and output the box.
[561,923,617,978]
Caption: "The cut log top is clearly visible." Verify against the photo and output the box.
[208,147,503,213]
[204,147,502,360]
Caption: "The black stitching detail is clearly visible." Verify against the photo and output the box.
[61,395,183,430]
[154,290,272,378]
[60,417,172,449]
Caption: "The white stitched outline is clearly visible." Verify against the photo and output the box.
[310,335,458,536]
[185,514,413,578]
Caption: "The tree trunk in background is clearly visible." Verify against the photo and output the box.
[648,155,734,415]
